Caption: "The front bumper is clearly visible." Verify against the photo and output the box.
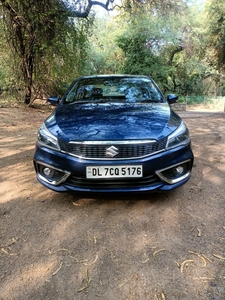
[33,143,194,193]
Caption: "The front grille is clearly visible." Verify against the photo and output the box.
[66,174,161,189]
[58,138,167,159]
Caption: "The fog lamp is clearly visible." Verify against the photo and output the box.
[43,167,53,177]
[174,166,184,175]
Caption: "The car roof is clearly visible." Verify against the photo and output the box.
[78,74,150,80]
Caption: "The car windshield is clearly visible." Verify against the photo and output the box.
[64,76,163,104]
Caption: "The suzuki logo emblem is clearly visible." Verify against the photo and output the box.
[106,146,118,158]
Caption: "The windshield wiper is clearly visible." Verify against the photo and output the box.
[74,100,90,104]
[73,98,110,104]
[139,97,165,103]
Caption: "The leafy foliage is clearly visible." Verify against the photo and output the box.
[0,0,225,104]
[88,0,225,97]
[204,0,225,70]
[0,0,93,103]
[84,17,124,74]
[113,2,201,94]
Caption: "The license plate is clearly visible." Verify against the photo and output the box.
[86,165,143,179]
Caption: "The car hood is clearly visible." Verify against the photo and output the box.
[45,102,181,141]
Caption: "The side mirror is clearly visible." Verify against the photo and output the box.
[47,96,59,106]
[167,94,178,104]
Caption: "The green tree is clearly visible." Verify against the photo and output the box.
[204,0,225,71]
[0,16,12,92]
[201,0,225,96]
[0,0,93,104]
[114,2,190,92]
[86,17,124,74]
[112,0,216,96]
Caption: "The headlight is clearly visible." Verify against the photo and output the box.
[166,121,190,150]
[37,123,60,150]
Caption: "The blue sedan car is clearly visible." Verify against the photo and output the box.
[33,75,194,193]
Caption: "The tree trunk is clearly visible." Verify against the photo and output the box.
[1,0,34,104]
[214,75,220,97]
[168,45,184,66]
[22,54,34,104]
[24,83,32,104]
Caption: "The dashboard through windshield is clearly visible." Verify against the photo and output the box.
[64,76,163,104]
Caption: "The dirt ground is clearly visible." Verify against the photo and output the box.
[0,101,224,300]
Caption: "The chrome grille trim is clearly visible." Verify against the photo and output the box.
[58,139,167,160]
[68,140,156,145]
